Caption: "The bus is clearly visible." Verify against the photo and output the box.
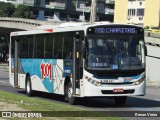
[9,22,146,105]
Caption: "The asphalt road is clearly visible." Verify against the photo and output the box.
[0,65,160,119]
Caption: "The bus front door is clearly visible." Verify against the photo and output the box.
[14,39,20,87]
[72,36,81,95]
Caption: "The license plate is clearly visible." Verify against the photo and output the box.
[113,88,124,93]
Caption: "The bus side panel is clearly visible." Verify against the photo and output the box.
[53,59,64,95]
[20,59,57,93]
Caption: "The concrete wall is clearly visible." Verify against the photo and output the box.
[0,17,61,30]
[114,0,128,24]
[144,0,160,27]
[145,36,160,86]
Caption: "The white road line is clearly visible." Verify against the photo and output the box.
[154,99,160,102]
[0,81,7,84]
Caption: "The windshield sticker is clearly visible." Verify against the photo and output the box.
[112,65,118,69]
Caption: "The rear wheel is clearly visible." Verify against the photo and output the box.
[66,82,77,105]
[26,76,33,97]
[114,96,127,105]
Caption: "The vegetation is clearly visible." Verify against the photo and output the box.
[0,2,15,17]
[0,1,35,19]
[12,5,35,19]
[0,90,123,120]
[0,34,9,62]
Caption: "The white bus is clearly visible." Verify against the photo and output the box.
[9,22,146,105]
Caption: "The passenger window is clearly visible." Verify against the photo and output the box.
[54,34,63,59]
[63,33,73,59]
[35,35,45,58]
[45,34,54,58]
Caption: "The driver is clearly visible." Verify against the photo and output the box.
[114,47,128,63]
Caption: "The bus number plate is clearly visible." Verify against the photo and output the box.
[113,88,123,93]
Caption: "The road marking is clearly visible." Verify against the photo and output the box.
[0,81,7,84]
[154,99,160,101]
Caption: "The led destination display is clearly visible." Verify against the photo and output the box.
[95,28,136,34]
[87,25,144,35]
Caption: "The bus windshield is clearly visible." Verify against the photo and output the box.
[86,36,145,70]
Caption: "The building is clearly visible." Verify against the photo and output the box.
[144,0,160,27]
[114,0,160,27]
[114,0,145,25]
[14,0,115,22]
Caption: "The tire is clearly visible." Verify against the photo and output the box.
[114,96,127,105]
[25,76,33,97]
[66,82,77,105]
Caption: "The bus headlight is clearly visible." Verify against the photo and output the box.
[133,78,145,85]
[87,78,101,86]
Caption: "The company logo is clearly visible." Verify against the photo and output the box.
[40,61,52,80]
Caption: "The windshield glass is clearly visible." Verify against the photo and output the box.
[86,36,145,70]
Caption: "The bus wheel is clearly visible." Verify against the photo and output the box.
[26,76,33,97]
[66,82,76,105]
[114,96,127,105]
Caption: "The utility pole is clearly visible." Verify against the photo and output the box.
[90,0,97,23]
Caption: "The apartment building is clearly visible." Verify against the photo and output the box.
[114,0,145,25]
[13,0,114,22]
[144,0,160,27]
[114,0,160,27]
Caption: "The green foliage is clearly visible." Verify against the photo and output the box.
[0,2,15,17]
[0,35,7,51]
[12,5,35,19]
[0,90,124,119]
[0,2,35,19]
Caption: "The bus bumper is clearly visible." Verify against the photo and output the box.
[83,80,146,97]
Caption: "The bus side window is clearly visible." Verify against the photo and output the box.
[28,36,34,58]
[54,34,63,59]
[20,37,28,58]
[63,33,73,59]
[35,35,45,58]
[45,34,54,59]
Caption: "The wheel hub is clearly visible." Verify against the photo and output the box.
[68,87,73,98]
[27,81,30,93]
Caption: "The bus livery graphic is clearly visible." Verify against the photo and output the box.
[40,60,52,81]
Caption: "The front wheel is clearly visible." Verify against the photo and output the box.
[114,96,127,105]
[66,82,77,105]
[25,76,33,97]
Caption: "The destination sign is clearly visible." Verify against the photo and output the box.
[87,25,144,35]
[95,28,136,34]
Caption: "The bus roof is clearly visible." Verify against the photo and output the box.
[10,22,143,36]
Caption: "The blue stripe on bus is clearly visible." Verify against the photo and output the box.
[20,59,57,93]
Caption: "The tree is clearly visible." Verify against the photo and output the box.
[12,5,35,19]
[0,35,8,62]
[0,2,15,17]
